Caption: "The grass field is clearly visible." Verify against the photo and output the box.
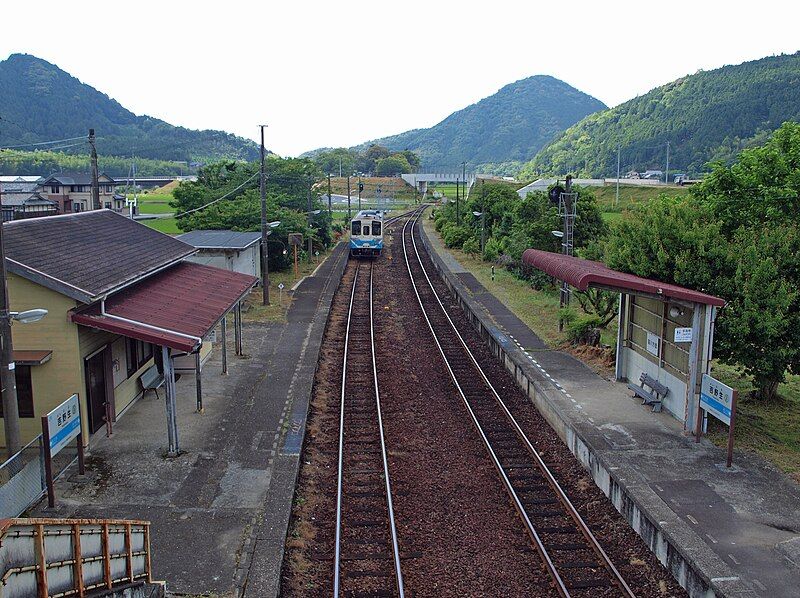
[591,183,691,214]
[142,217,180,234]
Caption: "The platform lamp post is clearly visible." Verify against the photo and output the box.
[261,220,281,305]
[473,211,486,254]
[305,209,322,263]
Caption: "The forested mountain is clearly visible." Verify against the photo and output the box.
[340,76,606,173]
[0,53,259,163]
[521,52,800,178]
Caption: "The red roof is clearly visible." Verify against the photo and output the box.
[71,262,258,352]
[522,249,725,307]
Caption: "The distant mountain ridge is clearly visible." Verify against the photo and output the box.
[312,75,606,173]
[522,52,800,178]
[0,53,259,163]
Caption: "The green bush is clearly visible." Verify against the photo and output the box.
[462,237,480,255]
[566,314,602,346]
[443,225,472,249]
[483,237,502,262]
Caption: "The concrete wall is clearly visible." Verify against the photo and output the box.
[417,221,728,598]
[186,247,260,278]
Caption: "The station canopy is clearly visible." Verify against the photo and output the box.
[71,262,258,353]
[522,250,725,307]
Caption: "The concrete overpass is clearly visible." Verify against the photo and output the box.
[401,173,477,194]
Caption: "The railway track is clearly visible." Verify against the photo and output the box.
[333,260,405,597]
[401,209,635,597]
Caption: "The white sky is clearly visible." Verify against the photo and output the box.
[1,0,799,157]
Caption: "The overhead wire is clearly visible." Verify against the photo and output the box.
[174,172,260,218]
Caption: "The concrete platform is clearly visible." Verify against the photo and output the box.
[32,242,349,597]
[419,216,800,598]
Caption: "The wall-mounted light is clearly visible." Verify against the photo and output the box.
[669,306,684,318]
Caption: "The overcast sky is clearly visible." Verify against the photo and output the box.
[1,0,798,157]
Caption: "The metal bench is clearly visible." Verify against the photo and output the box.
[140,364,165,400]
[628,373,669,412]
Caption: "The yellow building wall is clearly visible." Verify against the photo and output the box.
[2,275,154,449]
[2,274,82,448]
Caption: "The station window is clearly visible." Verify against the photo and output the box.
[0,366,34,418]
[372,221,381,236]
[126,339,154,377]
[351,221,361,235]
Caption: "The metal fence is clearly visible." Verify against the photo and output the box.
[0,434,77,518]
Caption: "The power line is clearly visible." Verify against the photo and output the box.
[0,135,88,150]
[174,172,260,218]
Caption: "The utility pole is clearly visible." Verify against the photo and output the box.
[347,175,352,221]
[558,175,576,331]
[615,145,621,207]
[456,177,460,224]
[260,125,270,306]
[665,141,670,184]
[89,129,100,210]
[461,162,466,203]
[307,183,313,263]
[327,173,332,217]
[358,175,362,211]
[0,184,21,459]
[339,157,342,178]
[480,179,486,254]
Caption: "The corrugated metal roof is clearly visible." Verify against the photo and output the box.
[176,230,262,250]
[4,210,196,303]
[71,262,258,352]
[522,249,725,307]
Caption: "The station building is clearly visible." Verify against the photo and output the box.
[0,210,257,451]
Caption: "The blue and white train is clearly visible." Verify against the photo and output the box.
[349,210,383,257]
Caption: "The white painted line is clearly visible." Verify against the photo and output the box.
[706,533,718,544]
[565,394,572,398]
[727,554,740,565]
[686,515,699,525]
[711,577,740,583]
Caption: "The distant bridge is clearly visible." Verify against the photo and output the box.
[114,175,197,188]
[401,173,477,194]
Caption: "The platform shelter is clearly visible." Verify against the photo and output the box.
[522,250,726,435]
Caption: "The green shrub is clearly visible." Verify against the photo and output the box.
[443,225,472,249]
[462,237,480,255]
[566,314,602,346]
[483,237,502,262]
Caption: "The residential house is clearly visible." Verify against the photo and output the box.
[1,210,257,449]
[37,173,126,214]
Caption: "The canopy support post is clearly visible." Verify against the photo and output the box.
[615,293,626,381]
[195,351,203,413]
[234,302,243,356]
[221,317,228,375]
[162,347,179,456]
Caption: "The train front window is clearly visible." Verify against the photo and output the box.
[372,221,381,236]
[363,225,370,235]
[351,220,361,235]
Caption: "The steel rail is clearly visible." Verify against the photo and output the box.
[333,261,404,598]
[401,209,634,597]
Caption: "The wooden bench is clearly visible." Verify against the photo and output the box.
[140,364,165,400]
[628,373,669,412]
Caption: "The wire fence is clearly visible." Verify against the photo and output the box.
[0,433,77,518]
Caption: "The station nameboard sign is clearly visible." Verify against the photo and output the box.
[46,394,81,456]
[674,327,693,343]
[700,375,734,426]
